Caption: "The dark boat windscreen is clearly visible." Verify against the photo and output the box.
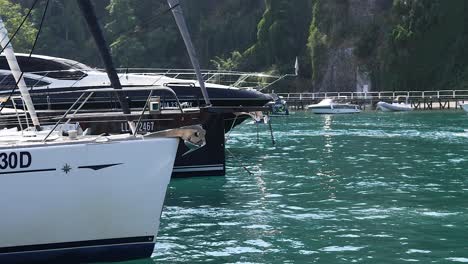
[0,73,50,88]
[0,55,92,72]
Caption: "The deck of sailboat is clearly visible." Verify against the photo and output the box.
[0,130,139,148]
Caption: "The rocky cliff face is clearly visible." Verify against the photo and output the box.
[319,47,356,92]
[312,0,392,92]
[348,0,392,29]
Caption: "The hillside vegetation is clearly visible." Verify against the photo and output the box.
[2,0,468,92]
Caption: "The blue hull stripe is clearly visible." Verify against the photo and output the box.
[0,168,56,175]
[0,236,154,254]
[0,236,155,264]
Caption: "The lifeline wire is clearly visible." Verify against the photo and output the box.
[109,3,180,44]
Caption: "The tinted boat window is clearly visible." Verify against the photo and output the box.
[0,56,89,80]
[0,56,67,72]
[34,70,88,80]
[0,74,50,89]
[0,56,92,72]
[0,58,8,71]
[0,74,15,88]
[24,77,50,87]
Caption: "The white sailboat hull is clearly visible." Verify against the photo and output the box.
[376,101,413,112]
[0,137,178,263]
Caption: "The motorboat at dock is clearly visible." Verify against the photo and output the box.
[461,103,468,112]
[267,93,289,116]
[376,97,413,112]
[0,53,272,117]
[307,98,361,114]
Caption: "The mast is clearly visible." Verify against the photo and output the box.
[76,0,135,132]
[167,0,211,106]
[0,17,41,130]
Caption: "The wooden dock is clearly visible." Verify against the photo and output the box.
[277,90,468,110]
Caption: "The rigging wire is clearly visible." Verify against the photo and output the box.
[30,0,50,56]
[0,2,183,118]
[0,0,49,115]
[109,3,180,45]
[0,3,181,73]
[225,147,254,176]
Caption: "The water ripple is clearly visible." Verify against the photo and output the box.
[152,112,468,263]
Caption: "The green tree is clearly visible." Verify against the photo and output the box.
[242,0,312,74]
[25,0,109,66]
[307,0,327,86]
[211,51,243,71]
[0,0,37,52]
[383,0,468,91]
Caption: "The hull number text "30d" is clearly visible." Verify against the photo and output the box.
[0,152,32,169]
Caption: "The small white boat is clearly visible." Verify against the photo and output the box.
[461,103,468,112]
[376,101,413,112]
[376,97,413,112]
[308,98,361,114]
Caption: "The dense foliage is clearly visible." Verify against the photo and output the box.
[2,0,468,91]
[241,0,312,73]
[306,0,468,91]
[0,0,37,52]
[383,0,468,91]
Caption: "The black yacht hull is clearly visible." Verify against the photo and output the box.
[19,85,271,108]
[0,108,226,178]
[0,85,271,178]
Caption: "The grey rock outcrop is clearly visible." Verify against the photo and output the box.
[315,0,392,92]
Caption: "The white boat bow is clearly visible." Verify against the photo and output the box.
[461,103,468,112]
[376,101,413,112]
[308,98,361,114]
[0,126,205,263]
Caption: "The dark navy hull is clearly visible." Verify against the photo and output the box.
[16,85,271,109]
[0,85,270,178]
[0,108,226,178]
[0,239,154,264]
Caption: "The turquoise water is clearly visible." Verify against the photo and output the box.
[144,111,468,263]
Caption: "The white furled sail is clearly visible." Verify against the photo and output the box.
[0,16,41,129]
[167,0,211,106]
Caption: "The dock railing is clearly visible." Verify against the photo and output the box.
[277,90,468,101]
